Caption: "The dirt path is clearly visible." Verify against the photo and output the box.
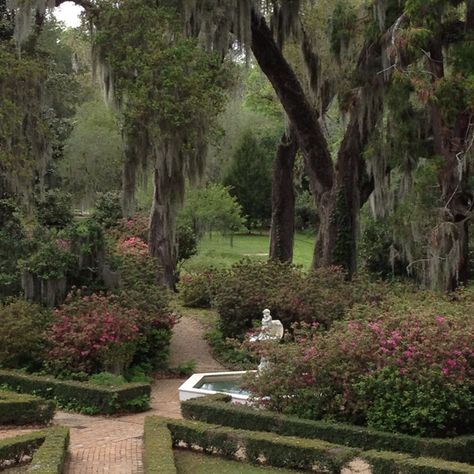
[168,315,224,372]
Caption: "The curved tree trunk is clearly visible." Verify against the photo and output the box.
[269,127,298,262]
[252,11,381,274]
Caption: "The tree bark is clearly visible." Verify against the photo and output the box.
[269,127,298,262]
[149,168,178,290]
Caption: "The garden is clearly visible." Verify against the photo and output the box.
[1,0,474,472]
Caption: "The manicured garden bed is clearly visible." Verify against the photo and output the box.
[0,390,55,425]
[144,416,474,473]
[0,370,150,415]
[181,394,474,464]
[0,427,69,473]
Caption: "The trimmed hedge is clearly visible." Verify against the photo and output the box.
[0,389,55,425]
[144,417,176,474]
[143,416,474,474]
[363,450,474,474]
[0,370,150,415]
[28,427,69,473]
[0,426,69,473]
[181,395,474,464]
[163,417,359,473]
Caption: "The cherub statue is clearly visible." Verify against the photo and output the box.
[250,309,284,342]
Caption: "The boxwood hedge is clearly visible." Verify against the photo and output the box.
[0,426,69,473]
[0,370,150,415]
[181,395,474,464]
[144,417,176,474]
[0,389,55,425]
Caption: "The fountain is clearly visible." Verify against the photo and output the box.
[179,309,283,404]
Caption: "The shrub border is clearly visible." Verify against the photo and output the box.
[143,417,176,474]
[0,426,69,473]
[0,389,55,425]
[181,395,474,464]
[146,416,474,474]
[0,370,150,415]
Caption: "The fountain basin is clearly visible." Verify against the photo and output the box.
[178,371,255,404]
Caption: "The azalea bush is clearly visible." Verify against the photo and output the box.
[245,290,474,437]
[46,292,140,376]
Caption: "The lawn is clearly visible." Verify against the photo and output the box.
[174,450,297,474]
[181,232,315,272]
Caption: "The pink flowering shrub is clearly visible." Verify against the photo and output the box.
[116,236,149,258]
[246,292,474,437]
[46,292,140,375]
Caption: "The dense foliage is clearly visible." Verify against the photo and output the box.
[246,287,474,437]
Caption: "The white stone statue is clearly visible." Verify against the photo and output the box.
[249,309,284,372]
[250,309,284,342]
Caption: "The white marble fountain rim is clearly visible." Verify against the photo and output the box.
[178,370,256,402]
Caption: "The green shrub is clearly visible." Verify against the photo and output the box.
[177,223,198,263]
[213,260,372,339]
[0,370,150,415]
[28,426,70,473]
[35,189,73,229]
[181,395,474,464]
[0,299,52,371]
[0,427,69,473]
[0,389,55,425]
[88,372,127,386]
[143,417,176,474]
[178,271,214,308]
[163,416,359,472]
[93,191,123,228]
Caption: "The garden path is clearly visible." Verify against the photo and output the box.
[61,313,222,473]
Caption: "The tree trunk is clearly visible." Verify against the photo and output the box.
[269,127,298,262]
[250,10,334,201]
[149,168,178,290]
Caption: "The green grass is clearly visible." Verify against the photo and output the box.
[173,450,298,473]
[181,232,315,272]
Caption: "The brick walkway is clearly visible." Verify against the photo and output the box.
[61,315,222,473]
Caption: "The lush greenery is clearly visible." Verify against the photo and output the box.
[244,286,474,437]
[182,395,474,464]
[0,390,55,426]
[0,427,69,474]
[0,370,150,415]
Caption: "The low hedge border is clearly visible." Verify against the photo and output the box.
[181,394,474,464]
[144,417,176,474]
[0,370,150,415]
[147,416,474,474]
[0,426,69,473]
[0,389,55,425]
[162,416,359,473]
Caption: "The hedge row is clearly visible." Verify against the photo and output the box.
[0,426,69,473]
[364,450,474,474]
[164,417,359,472]
[148,416,474,474]
[143,417,176,474]
[0,370,150,415]
[0,389,55,425]
[181,395,474,464]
